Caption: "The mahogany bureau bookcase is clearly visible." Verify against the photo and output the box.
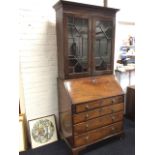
[53,1,124,155]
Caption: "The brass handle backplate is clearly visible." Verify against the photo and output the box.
[85,114,89,119]
[85,104,89,110]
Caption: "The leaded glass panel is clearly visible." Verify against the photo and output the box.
[94,20,113,71]
[67,16,88,74]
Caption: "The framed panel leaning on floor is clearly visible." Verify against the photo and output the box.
[28,114,58,149]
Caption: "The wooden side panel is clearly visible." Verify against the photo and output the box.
[55,7,65,79]
[58,79,73,145]
[126,86,135,121]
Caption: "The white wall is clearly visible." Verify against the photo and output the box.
[19,0,59,121]
[19,0,135,122]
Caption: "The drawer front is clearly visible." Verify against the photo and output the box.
[74,111,123,135]
[104,95,124,106]
[74,121,123,147]
[73,103,124,124]
[75,95,124,113]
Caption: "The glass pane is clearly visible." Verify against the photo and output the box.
[94,20,113,71]
[67,16,88,74]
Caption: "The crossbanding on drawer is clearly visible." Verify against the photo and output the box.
[74,121,123,147]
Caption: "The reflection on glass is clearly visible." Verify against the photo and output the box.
[95,20,113,71]
[67,16,88,74]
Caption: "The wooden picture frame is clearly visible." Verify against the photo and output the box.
[19,114,27,152]
[28,114,58,149]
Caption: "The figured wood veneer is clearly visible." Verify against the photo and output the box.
[64,75,123,104]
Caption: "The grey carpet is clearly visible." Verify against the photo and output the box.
[20,118,135,155]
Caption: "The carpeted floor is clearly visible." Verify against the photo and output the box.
[20,118,135,155]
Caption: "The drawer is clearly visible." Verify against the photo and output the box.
[74,111,123,135]
[73,103,124,124]
[75,95,124,113]
[74,121,123,147]
[104,95,124,106]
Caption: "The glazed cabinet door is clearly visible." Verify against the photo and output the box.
[64,14,91,78]
[92,18,114,75]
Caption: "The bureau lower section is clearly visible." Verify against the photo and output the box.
[58,76,124,154]
[60,101,124,150]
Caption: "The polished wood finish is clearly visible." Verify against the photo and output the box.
[54,1,123,154]
[58,79,73,145]
[126,85,135,121]
[75,95,123,113]
[74,121,123,147]
[58,76,124,154]
[74,111,123,135]
[64,75,124,104]
[73,103,124,124]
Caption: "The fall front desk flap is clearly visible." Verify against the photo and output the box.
[64,75,124,104]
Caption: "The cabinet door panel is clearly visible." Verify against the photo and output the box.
[93,18,114,74]
[66,16,90,77]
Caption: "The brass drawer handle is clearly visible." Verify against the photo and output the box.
[112,98,116,103]
[85,136,89,141]
[85,104,89,110]
[112,116,115,121]
[85,114,89,119]
[111,127,115,132]
[85,124,89,130]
